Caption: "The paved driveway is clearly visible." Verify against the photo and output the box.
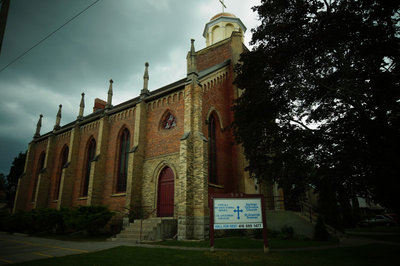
[0,232,123,265]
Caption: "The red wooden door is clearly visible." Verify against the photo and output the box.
[157,167,174,217]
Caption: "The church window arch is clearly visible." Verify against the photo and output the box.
[81,137,96,197]
[32,152,46,201]
[208,113,218,184]
[54,145,69,200]
[116,128,130,193]
[160,110,177,130]
[212,25,222,44]
[225,23,234,38]
[157,166,174,217]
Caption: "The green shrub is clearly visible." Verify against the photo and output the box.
[314,216,330,241]
[280,226,294,239]
[0,209,11,231]
[2,206,113,235]
[63,205,114,235]
[3,211,29,233]
[34,208,63,233]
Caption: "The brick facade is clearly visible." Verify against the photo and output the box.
[13,14,276,240]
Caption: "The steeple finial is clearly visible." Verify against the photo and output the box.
[187,39,198,77]
[77,93,85,120]
[53,104,62,131]
[106,79,113,109]
[140,62,150,99]
[190,39,196,55]
[34,114,43,138]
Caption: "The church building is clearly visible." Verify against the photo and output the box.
[13,12,283,240]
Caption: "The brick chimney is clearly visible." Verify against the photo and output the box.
[93,98,106,112]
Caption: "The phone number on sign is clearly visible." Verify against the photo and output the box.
[214,223,263,229]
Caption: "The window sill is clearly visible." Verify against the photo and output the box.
[78,197,88,200]
[52,200,58,203]
[111,193,126,197]
[208,183,224,189]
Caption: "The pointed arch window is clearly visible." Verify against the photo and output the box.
[162,112,177,130]
[54,146,68,200]
[116,128,130,193]
[32,152,45,201]
[208,115,217,184]
[82,138,96,197]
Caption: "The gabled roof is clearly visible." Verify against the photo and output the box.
[34,60,231,142]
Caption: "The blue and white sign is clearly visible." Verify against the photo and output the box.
[213,198,263,229]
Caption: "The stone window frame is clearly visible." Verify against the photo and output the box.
[159,109,178,131]
[208,113,218,185]
[115,127,130,193]
[31,151,46,202]
[53,145,69,200]
[81,137,96,197]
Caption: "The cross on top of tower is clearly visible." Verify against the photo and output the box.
[219,0,227,13]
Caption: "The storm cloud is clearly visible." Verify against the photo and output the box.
[0,0,261,174]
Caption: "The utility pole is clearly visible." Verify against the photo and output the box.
[0,0,10,55]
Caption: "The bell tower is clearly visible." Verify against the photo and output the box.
[203,12,246,47]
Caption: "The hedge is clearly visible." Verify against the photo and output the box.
[0,205,113,235]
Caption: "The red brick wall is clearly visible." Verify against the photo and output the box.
[202,68,239,195]
[48,135,70,209]
[145,92,185,159]
[26,140,48,210]
[101,109,135,211]
[197,41,231,72]
[72,123,99,207]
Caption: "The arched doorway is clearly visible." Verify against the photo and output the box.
[157,167,174,217]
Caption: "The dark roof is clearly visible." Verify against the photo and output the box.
[34,61,228,142]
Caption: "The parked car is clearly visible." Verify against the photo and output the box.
[383,213,399,224]
[359,215,397,227]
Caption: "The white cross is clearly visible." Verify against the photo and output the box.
[219,0,227,13]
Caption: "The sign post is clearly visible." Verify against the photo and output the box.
[209,193,269,253]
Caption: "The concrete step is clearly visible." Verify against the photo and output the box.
[114,218,177,242]
[123,227,154,233]
[111,237,139,243]
[125,223,158,229]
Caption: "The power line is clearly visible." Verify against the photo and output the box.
[0,0,101,74]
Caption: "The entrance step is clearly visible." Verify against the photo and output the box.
[112,218,176,243]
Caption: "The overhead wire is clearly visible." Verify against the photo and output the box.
[0,0,101,74]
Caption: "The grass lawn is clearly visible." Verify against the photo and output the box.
[151,237,337,249]
[13,243,399,266]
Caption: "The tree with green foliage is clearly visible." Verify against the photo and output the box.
[6,152,26,208]
[7,152,26,188]
[0,173,7,202]
[233,0,400,220]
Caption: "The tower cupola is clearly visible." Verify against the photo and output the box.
[203,12,246,47]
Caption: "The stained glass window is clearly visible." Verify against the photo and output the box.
[31,152,45,201]
[54,146,68,200]
[208,115,217,184]
[116,128,130,193]
[82,138,96,197]
[162,113,177,129]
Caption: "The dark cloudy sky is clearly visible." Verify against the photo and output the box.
[0,0,261,175]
